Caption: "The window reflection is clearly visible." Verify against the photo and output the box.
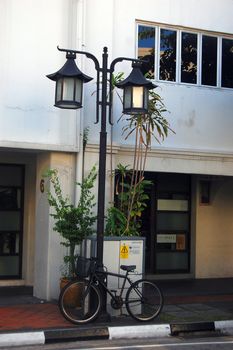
[222,38,233,88]
[0,188,20,210]
[181,32,197,84]
[0,232,19,254]
[138,25,155,78]
[202,35,217,86]
[160,29,177,81]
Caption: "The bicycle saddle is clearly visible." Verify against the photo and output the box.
[120,265,136,272]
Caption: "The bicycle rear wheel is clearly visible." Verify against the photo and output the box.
[59,279,102,324]
[125,279,163,321]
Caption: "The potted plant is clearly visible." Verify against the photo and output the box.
[43,165,97,282]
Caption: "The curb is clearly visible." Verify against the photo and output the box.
[0,321,233,347]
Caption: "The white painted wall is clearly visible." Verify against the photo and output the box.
[0,0,232,157]
[1,0,233,287]
[0,0,81,151]
[82,0,233,157]
[34,152,76,300]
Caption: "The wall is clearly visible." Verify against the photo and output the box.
[83,0,233,158]
[196,177,233,278]
[34,151,76,300]
[0,0,81,152]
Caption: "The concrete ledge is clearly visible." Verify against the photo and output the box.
[170,322,215,336]
[44,327,109,342]
[0,332,45,347]
[215,320,233,335]
[109,324,170,339]
[1,320,233,348]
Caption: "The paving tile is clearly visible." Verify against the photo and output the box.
[0,291,233,332]
[180,303,216,311]
[163,305,186,312]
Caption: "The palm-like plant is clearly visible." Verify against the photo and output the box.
[106,73,174,236]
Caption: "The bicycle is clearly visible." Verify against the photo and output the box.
[59,256,164,324]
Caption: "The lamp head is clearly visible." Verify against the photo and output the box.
[47,51,93,109]
[115,62,157,115]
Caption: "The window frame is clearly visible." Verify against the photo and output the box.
[136,22,233,90]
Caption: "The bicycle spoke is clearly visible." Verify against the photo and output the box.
[59,280,101,324]
[125,279,164,321]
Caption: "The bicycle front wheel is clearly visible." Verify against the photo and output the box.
[59,279,102,324]
[125,279,164,322]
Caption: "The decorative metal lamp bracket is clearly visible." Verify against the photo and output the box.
[57,46,145,126]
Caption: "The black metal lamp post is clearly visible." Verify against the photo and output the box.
[47,46,156,266]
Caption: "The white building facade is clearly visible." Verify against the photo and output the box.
[0,0,232,300]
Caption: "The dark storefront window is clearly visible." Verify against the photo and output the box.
[0,164,24,278]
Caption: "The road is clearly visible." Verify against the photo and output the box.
[2,335,233,350]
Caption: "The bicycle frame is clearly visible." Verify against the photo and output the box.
[90,269,135,302]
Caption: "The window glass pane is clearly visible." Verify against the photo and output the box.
[160,29,177,81]
[201,35,217,86]
[157,199,188,211]
[157,212,189,231]
[0,188,21,210]
[0,212,20,230]
[181,32,197,84]
[157,173,190,193]
[0,256,19,276]
[222,38,233,88]
[137,25,155,78]
[156,252,188,270]
[0,166,23,186]
[0,232,19,254]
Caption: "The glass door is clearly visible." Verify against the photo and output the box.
[0,164,24,279]
[141,172,191,274]
[155,173,190,273]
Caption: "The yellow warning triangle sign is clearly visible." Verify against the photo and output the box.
[120,244,129,259]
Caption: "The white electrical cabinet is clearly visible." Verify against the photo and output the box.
[83,236,145,316]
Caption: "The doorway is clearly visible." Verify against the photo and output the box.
[0,164,25,279]
[142,172,191,274]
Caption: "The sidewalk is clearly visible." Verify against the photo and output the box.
[0,278,233,347]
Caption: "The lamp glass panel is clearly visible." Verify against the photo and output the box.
[143,88,149,109]
[56,79,62,102]
[132,86,143,108]
[75,79,82,104]
[62,78,75,101]
[124,86,132,109]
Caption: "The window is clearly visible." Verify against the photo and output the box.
[159,29,177,81]
[181,32,197,84]
[222,38,233,88]
[201,35,217,86]
[0,164,24,279]
[137,23,233,89]
[138,25,155,78]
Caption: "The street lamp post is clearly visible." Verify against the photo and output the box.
[47,46,156,266]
